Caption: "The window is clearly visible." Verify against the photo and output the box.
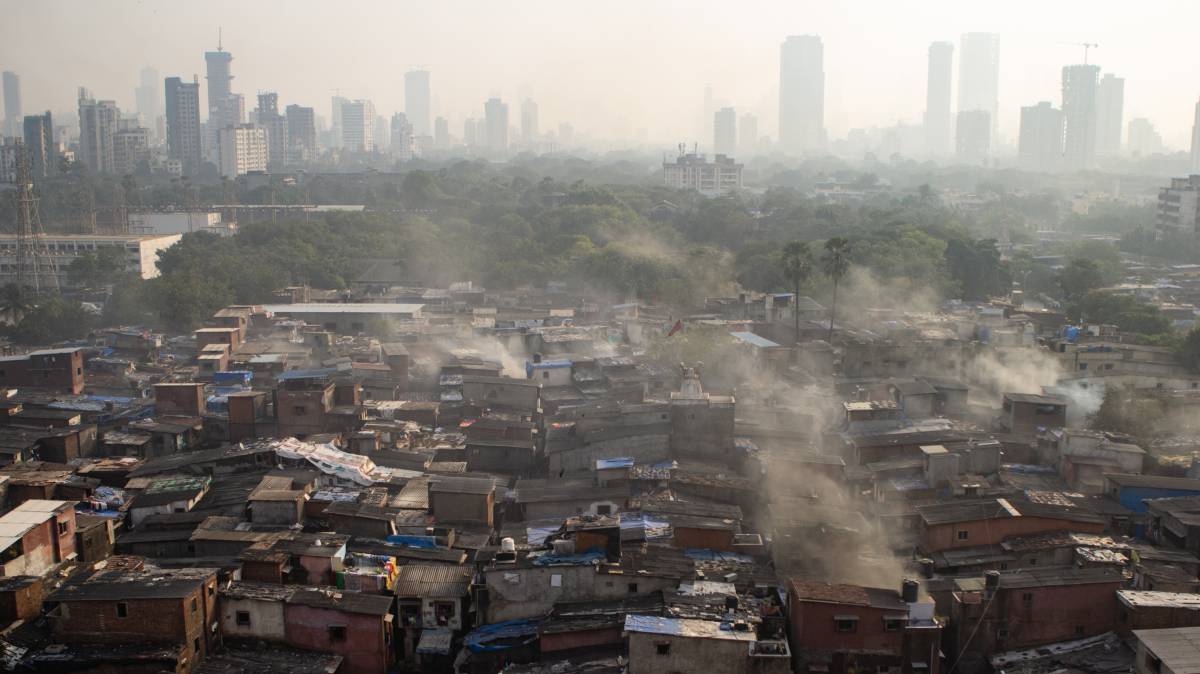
[1022,592,1033,604]
[434,601,456,626]
[1078,363,1088,371]
[596,504,612,515]
[293,406,306,415]
[116,602,128,618]
[57,521,69,536]
[236,611,251,626]
[956,530,969,541]
[191,597,198,612]
[329,625,347,641]
[834,617,858,633]
[656,643,671,656]
[884,618,905,632]
[1028,557,1037,566]
[1074,625,1085,636]
[628,583,638,594]
[997,627,1009,640]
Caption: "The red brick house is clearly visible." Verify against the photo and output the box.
[788,580,942,674]
[284,588,395,674]
[0,499,77,577]
[917,498,1105,554]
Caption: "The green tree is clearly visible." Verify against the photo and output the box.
[1058,258,1104,309]
[0,284,32,325]
[10,297,95,344]
[822,237,851,341]
[779,240,813,344]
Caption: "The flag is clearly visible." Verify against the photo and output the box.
[667,320,683,337]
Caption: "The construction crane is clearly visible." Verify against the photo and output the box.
[1062,42,1099,64]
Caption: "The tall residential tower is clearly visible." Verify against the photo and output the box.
[924,42,954,157]
[404,70,431,137]
[779,35,825,154]
[958,33,1000,148]
[1061,64,1100,170]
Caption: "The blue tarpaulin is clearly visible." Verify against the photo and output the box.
[529,550,605,567]
[213,371,252,385]
[385,535,439,549]
[464,619,540,653]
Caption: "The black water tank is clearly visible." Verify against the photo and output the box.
[901,579,919,603]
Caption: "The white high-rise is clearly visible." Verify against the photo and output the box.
[924,42,953,157]
[1061,64,1100,170]
[713,107,736,156]
[218,124,267,177]
[340,100,375,152]
[779,35,825,153]
[1190,99,1200,173]
[521,99,539,145]
[958,33,1000,149]
[1096,74,1124,156]
[404,70,431,137]
[484,97,509,155]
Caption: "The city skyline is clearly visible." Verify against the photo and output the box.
[2,1,1199,150]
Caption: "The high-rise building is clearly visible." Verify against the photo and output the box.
[218,124,267,177]
[255,92,287,169]
[738,113,758,156]
[924,41,954,157]
[374,114,390,150]
[404,70,431,137]
[205,42,234,156]
[1127,118,1164,157]
[484,97,509,155]
[1096,74,1124,156]
[956,110,991,165]
[1157,175,1200,238]
[391,112,415,161]
[1018,102,1063,173]
[113,118,150,175]
[521,99,539,145]
[329,96,348,149]
[1191,99,1200,174]
[135,66,160,136]
[1061,64,1100,170]
[958,33,1000,146]
[164,76,203,174]
[285,104,316,160]
[464,118,480,147]
[779,35,825,153]
[2,72,21,137]
[435,116,450,150]
[77,89,119,174]
[713,107,736,156]
[340,99,375,152]
[22,112,54,178]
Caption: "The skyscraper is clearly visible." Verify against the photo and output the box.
[958,33,1000,146]
[521,99,539,145]
[1061,64,1100,170]
[1095,73,1124,156]
[218,124,267,177]
[484,97,509,155]
[713,107,736,156]
[340,100,375,152]
[1127,118,1164,156]
[77,89,119,174]
[738,113,758,156]
[779,35,825,153]
[255,92,287,169]
[329,96,348,149]
[205,45,233,119]
[404,70,431,137]
[391,112,415,160]
[285,104,316,159]
[164,76,203,174]
[113,119,150,175]
[135,66,160,134]
[435,116,450,149]
[2,72,21,137]
[924,41,954,157]
[22,112,53,178]
[1018,102,1064,173]
[956,110,991,165]
[1191,99,1200,174]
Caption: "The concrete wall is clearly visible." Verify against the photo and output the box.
[627,631,759,674]
[220,595,286,641]
[483,565,675,623]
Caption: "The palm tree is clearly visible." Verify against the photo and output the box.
[822,238,851,342]
[0,284,31,326]
[779,241,813,344]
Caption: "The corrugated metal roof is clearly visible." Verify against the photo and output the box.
[393,563,473,598]
[622,614,756,641]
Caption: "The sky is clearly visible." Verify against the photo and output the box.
[2,0,1197,149]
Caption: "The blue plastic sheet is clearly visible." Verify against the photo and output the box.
[464,619,540,653]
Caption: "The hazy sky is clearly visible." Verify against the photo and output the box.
[3,0,1197,149]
